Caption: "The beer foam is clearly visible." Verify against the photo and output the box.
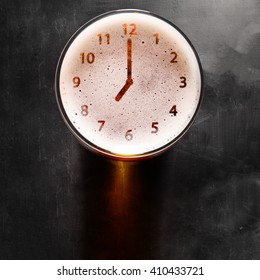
[57,11,202,158]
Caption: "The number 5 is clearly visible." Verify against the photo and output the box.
[151,122,159,133]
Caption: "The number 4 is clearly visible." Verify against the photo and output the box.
[169,105,177,116]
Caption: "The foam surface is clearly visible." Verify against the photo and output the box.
[58,11,202,157]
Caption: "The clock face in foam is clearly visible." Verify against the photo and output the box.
[55,9,202,160]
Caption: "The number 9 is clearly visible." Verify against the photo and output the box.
[73,76,80,87]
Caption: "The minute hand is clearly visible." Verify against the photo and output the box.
[127,38,132,81]
[115,38,133,102]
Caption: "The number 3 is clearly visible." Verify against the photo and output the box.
[180,76,187,88]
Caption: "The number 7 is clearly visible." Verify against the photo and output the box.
[98,120,105,131]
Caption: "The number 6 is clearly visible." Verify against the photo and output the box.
[125,129,133,141]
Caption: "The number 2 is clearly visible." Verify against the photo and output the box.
[170,51,177,63]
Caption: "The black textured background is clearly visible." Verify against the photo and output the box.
[0,0,260,259]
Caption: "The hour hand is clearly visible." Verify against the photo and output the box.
[115,78,133,102]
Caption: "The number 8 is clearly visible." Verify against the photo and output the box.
[81,105,88,116]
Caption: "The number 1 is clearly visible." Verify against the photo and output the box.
[153,33,159,44]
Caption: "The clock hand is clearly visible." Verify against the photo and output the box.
[115,79,133,101]
[127,38,132,81]
[115,38,133,102]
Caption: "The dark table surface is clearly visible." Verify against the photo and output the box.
[0,0,260,259]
